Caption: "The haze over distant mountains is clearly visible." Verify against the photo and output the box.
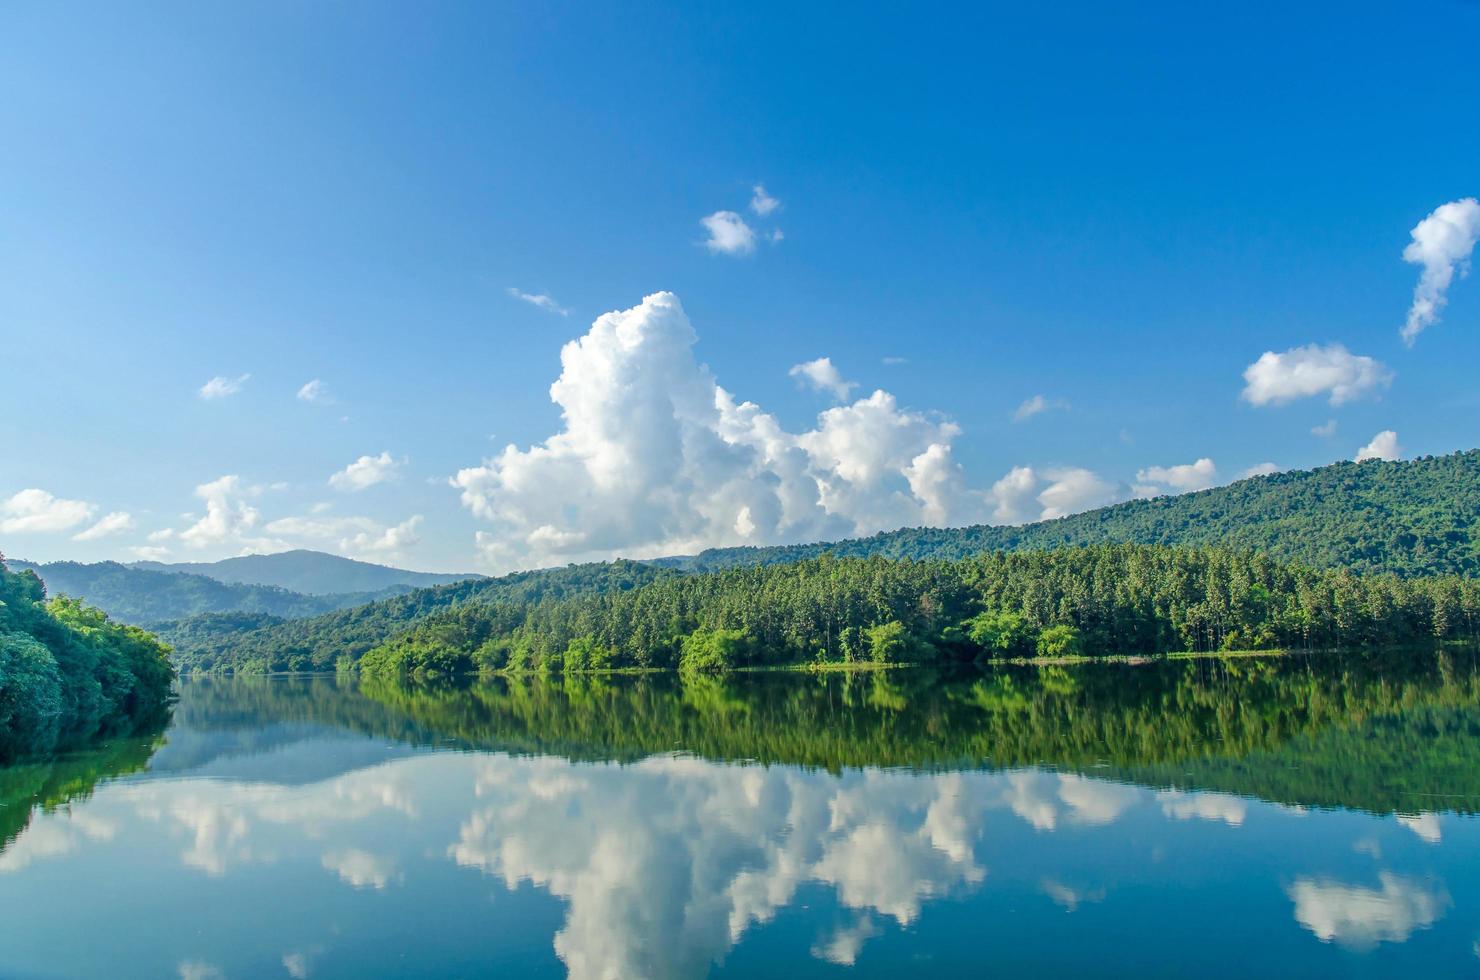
[127,549,480,596]
[8,551,482,626]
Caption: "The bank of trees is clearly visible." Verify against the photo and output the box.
[0,555,175,759]
[356,544,1480,677]
[683,450,1480,578]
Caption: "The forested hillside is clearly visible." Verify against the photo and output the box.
[681,451,1480,577]
[358,545,1480,677]
[0,555,175,759]
[130,549,479,595]
[9,560,409,625]
[161,560,671,673]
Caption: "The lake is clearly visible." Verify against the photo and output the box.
[3,650,1479,978]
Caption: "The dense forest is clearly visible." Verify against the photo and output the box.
[677,451,1480,577]
[162,560,671,673]
[9,559,413,625]
[0,555,176,760]
[356,544,1480,677]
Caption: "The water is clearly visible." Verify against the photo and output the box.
[3,651,1479,978]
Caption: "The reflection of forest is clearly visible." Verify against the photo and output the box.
[3,649,1477,864]
[0,708,168,855]
[357,649,1480,815]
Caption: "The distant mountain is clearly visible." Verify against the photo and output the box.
[129,549,480,596]
[677,450,1480,578]
[8,560,413,626]
[158,561,668,673]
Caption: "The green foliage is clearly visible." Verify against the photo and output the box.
[681,450,1480,578]
[1035,623,1084,657]
[679,627,753,674]
[964,610,1035,655]
[351,545,1480,675]
[327,561,671,678]
[0,554,175,760]
[864,621,916,663]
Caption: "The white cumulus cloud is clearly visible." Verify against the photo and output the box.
[1240,344,1391,407]
[72,511,135,541]
[1288,873,1449,950]
[451,293,1128,571]
[453,293,1010,571]
[1038,468,1121,520]
[329,452,404,491]
[178,475,272,551]
[1401,197,1480,346]
[198,374,250,400]
[1355,430,1402,462]
[700,211,757,256]
[1133,458,1217,498]
[262,514,423,559]
[1311,419,1338,438]
[0,489,96,534]
[788,357,857,401]
[1238,462,1280,479]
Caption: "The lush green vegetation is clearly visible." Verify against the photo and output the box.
[679,450,1480,577]
[9,559,411,625]
[0,555,176,760]
[356,544,1480,676]
[350,648,1480,815]
[157,451,1480,675]
[160,560,673,673]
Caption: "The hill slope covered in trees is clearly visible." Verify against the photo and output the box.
[358,544,1480,677]
[0,556,175,759]
[678,451,1480,577]
[160,561,672,673]
[9,560,411,625]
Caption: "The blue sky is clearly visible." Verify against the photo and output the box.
[3,1,1478,572]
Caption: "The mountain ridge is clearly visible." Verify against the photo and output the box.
[127,549,480,595]
[8,560,415,626]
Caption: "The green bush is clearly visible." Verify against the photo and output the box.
[679,627,752,674]
[1036,624,1085,658]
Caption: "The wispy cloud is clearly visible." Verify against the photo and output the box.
[297,378,332,403]
[1311,419,1338,438]
[750,184,780,216]
[507,287,570,316]
[1401,197,1480,346]
[198,374,250,400]
[72,511,134,541]
[1013,394,1069,422]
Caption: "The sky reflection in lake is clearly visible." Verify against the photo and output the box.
[2,662,1478,978]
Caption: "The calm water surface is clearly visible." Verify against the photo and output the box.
[3,652,1479,978]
